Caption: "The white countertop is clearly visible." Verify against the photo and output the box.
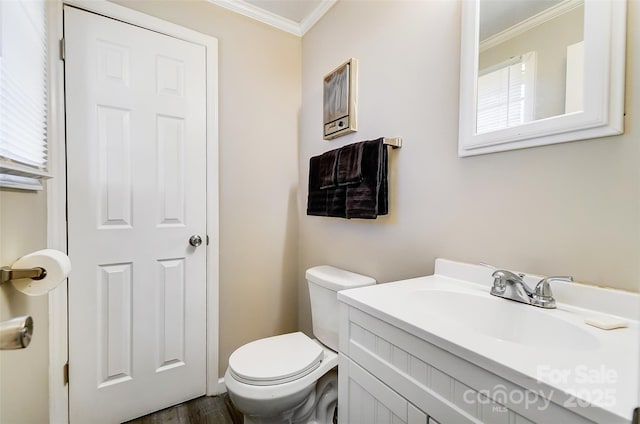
[338,259,639,423]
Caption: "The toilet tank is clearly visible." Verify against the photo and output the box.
[306,266,376,351]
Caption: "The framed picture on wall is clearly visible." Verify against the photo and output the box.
[323,58,358,140]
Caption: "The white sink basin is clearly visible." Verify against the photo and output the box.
[338,259,639,423]
[404,289,600,351]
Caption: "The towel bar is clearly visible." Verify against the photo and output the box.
[383,137,402,149]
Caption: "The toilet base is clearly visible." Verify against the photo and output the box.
[238,369,338,424]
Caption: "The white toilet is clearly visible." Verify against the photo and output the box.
[224,265,376,424]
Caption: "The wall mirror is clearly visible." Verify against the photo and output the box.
[458,0,626,157]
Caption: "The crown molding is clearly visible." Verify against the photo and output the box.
[207,0,335,37]
[480,0,584,52]
[300,0,336,35]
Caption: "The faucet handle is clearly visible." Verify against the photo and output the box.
[492,270,524,283]
[491,269,523,293]
[534,276,573,298]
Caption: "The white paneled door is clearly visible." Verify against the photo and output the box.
[65,7,207,423]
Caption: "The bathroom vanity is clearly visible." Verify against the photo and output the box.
[337,259,638,424]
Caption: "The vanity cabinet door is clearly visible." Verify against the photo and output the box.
[409,405,428,424]
[339,355,427,424]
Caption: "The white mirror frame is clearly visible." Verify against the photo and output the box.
[458,0,627,157]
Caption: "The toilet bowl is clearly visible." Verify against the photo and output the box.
[224,266,376,424]
[225,334,338,424]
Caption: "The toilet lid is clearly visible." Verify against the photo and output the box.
[228,332,323,386]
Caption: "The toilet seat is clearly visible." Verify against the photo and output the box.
[228,332,324,386]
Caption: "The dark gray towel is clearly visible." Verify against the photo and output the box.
[318,149,339,189]
[308,153,347,217]
[307,155,329,216]
[345,138,387,219]
[307,138,388,219]
[377,145,389,215]
[327,187,346,217]
[336,143,363,185]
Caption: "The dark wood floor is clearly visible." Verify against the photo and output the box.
[124,394,243,424]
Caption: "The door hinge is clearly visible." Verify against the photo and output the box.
[60,38,66,61]
[63,362,69,385]
[206,235,209,246]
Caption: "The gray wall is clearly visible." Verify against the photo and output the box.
[298,0,639,335]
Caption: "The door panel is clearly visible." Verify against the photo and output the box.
[65,6,207,423]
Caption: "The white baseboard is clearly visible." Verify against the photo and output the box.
[217,377,226,394]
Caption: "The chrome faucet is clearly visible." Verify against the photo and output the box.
[490,270,573,309]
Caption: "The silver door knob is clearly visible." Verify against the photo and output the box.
[189,235,202,247]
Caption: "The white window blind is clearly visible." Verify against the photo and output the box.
[476,52,536,135]
[0,0,49,190]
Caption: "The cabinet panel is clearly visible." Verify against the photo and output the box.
[340,305,594,424]
[409,404,428,424]
[339,355,427,424]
